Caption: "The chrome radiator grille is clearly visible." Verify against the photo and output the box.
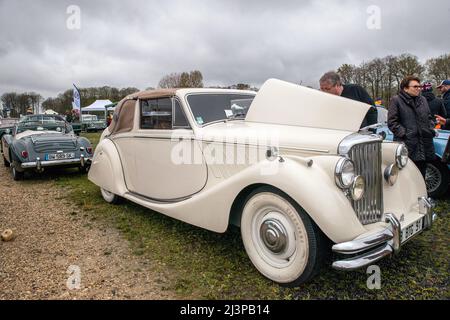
[349,142,383,225]
[34,141,77,153]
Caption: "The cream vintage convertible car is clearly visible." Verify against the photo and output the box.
[88,79,436,286]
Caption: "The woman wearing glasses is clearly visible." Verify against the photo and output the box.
[388,76,436,178]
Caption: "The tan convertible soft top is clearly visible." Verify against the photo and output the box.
[108,89,177,135]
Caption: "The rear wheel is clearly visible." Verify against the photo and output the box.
[101,188,120,204]
[240,186,327,287]
[425,160,450,198]
[11,162,24,181]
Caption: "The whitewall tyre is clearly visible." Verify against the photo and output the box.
[101,188,120,204]
[240,186,326,287]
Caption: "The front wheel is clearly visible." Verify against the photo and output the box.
[240,186,327,287]
[425,160,450,198]
[101,188,121,204]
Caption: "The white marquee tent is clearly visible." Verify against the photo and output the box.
[81,100,114,112]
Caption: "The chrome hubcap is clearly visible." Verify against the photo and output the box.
[260,219,287,254]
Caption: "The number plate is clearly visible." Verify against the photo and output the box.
[401,217,424,243]
[47,152,75,160]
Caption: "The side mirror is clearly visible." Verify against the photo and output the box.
[5,129,11,135]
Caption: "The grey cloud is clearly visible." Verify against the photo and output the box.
[0,0,449,98]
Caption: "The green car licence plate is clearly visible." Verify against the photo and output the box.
[46,152,75,160]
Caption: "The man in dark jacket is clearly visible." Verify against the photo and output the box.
[388,76,436,178]
[319,71,378,127]
[437,79,450,115]
[421,81,446,119]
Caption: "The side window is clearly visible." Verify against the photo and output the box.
[173,100,190,128]
[141,98,172,129]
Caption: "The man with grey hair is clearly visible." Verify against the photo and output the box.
[320,71,378,127]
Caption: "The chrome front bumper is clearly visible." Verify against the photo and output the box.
[21,155,92,170]
[332,197,437,271]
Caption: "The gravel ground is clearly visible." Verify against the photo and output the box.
[0,165,176,300]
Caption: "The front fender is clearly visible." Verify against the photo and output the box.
[244,155,367,243]
[88,138,126,196]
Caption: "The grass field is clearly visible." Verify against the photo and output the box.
[53,132,449,299]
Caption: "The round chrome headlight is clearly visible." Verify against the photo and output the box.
[351,175,365,201]
[384,163,399,186]
[335,158,356,189]
[396,144,409,169]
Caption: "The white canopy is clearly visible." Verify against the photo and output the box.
[81,100,114,112]
[43,109,58,115]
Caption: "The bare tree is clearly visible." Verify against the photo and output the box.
[395,53,425,78]
[158,70,204,88]
[337,64,355,84]
[158,73,181,88]
[426,54,450,83]
[188,70,204,88]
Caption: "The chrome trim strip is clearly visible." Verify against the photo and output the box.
[338,133,383,155]
[112,135,330,154]
[21,157,92,169]
[125,191,192,204]
[279,146,330,154]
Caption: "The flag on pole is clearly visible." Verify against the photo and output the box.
[73,84,81,122]
[72,84,81,112]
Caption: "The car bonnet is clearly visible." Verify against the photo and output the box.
[246,79,370,132]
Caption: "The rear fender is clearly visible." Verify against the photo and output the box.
[88,138,126,196]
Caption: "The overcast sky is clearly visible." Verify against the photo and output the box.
[0,0,449,98]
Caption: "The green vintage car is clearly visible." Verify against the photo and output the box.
[2,114,92,180]
[81,114,107,132]
[69,115,106,134]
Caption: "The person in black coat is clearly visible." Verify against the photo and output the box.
[319,71,378,127]
[437,79,450,115]
[388,76,436,178]
[421,81,446,119]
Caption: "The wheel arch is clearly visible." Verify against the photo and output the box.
[229,183,269,227]
[88,138,127,196]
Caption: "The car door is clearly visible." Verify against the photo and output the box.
[113,97,208,201]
